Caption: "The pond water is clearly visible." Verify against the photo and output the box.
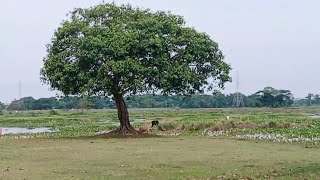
[309,115,320,119]
[0,127,56,135]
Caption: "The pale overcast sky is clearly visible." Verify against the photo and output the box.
[1,0,320,103]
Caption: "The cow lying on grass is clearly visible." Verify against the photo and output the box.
[138,125,152,133]
[138,120,161,133]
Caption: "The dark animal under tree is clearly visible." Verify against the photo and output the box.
[151,120,160,127]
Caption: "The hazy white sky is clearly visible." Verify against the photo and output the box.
[1,0,320,103]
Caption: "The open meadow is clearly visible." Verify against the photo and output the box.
[0,108,320,179]
[1,0,319,179]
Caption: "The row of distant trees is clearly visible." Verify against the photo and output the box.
[293,93,320,106]
[0,86,318,111]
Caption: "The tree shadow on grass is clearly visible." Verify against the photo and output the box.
[93,133,161,139]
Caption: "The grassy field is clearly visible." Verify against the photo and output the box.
[0,108,320,179]
[0,137,319,180]
[0,107,320,141]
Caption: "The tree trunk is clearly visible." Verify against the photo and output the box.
[110,94,139,135]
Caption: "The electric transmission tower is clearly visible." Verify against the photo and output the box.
[233,71,244,107]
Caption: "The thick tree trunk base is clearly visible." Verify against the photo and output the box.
[96,126,159,138]
[108,125,140,135]
[97,94,159,138]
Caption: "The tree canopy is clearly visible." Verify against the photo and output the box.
[40,3,231,134]
[0,102,5,110]
[4,87,297,110]
[251,87,294,107]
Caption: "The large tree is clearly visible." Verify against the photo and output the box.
[41,3,231,134]
[7,99,26,111]
[253,87,294,107]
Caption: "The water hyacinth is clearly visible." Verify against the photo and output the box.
[234,133,320,143]
[156,132,183,136]
[202,129,320,143]
[235,133,284,141]
[202,130,231,137]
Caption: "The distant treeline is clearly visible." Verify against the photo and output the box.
[0,87,319,111]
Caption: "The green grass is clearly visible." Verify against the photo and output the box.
[0,137,319,179]
[0,108,320,179]
[0,108,320,139]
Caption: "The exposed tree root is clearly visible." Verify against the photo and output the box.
[108,125,140,135]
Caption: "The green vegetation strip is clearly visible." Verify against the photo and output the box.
[0,108,319,142]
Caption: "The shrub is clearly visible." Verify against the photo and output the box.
[49,109,59,115]
[268,121,277,128]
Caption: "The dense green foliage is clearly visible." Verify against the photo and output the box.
[294,93,320,106]
[7,96,112,110]
[7,87,320,111]
[5,87,295,110]
[40,3,231,133]
[249,87,294,107]
[41,3,230,97]
[0,102,5,110]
